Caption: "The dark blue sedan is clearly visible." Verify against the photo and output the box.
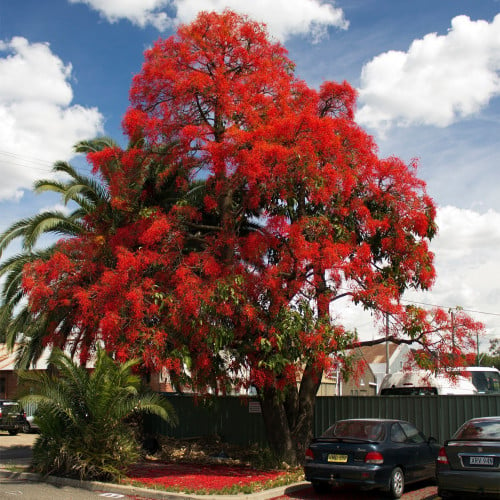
[436,416,500,498]
[304,418,440,498]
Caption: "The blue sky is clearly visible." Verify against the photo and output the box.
[0,0,499,352]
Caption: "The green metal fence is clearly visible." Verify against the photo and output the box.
[314,395,500,443]
[147,394,500,447]
[148,395,268,446]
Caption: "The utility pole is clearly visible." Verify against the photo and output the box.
[476,331,480,366]
[385,312,390,374]
[451,310,455,352]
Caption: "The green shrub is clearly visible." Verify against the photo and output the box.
[19,348,176,481]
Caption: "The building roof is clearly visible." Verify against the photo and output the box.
[358,343,401,365]
[0,343,53,370]
[0,344,16,370]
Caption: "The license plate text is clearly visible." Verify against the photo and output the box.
[469,456,494,466]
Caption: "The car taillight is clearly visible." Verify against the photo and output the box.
[365,451,384,464]
[437,447,449,464]
[305,448,314,460]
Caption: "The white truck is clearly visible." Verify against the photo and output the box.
[379,370,478,395]
[452,366,500,394]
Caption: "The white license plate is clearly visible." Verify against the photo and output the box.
[468,456,494,466]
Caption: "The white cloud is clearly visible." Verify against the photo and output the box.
[433,206,500,262]
[40,203,73,216]
[0,37,103,202]
[174,0,348,42]
[337,206,500,349]
[405,205,500,346]
[424,206,500,309]
[356,14,500,132]
[69,0,171,30]
[69,0,348,42]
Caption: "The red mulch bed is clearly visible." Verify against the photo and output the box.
[125,459,289,492]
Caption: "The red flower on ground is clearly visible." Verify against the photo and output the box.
[125,460,287,492]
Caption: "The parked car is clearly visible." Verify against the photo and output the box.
[436,416,500,498]
[24,413,39,433]
[0,399,29,435]
[304,418,440,499]
[454,366,500,394]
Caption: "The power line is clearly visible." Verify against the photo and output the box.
[0,150,93,174]
[337,287,500,319]
[400,298,500,318]
[0,150,55,172]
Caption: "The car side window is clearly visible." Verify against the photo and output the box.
[391,423,406,443]
[400,422,425,444]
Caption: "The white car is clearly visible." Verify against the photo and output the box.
[24,413,39,432]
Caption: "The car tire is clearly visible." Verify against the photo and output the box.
[8,429,19,436]
[387,467,405,499]
[312,481,331,494]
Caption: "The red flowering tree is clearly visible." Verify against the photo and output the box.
[19,11,483,464]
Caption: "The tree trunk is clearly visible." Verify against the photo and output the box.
[259,364,323,466]
[260,272,328,465]
[258,386,296,463]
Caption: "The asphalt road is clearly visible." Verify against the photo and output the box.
[0,477,141,499]
[0,433,161,499]
[270,483,439,499]
[0,431,34,465]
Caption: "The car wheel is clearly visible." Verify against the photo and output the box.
[8,429,19,436]
[387,467,404,499]
[312,481,331,494]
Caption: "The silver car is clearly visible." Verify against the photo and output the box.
[436,416,500,498]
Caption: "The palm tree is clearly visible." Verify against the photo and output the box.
[0,138,116,363]
[0,137,118,259]
[18,347,177,481]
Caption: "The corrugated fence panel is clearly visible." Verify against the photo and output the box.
[314,395,500,443]
[147,395,500,447]
[145,395,268,446]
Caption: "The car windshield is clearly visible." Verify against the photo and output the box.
[1,402,20,409]
[322,421,386,441]
[468,371,500,394]
[454,420,500,440]
[380,387,438,395]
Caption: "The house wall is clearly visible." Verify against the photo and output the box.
[0,371,18,399]
[316,379,338,396]
[371,344,411,392]
[342,372,377,396]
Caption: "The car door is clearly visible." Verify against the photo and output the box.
[400,422,436,480]
[388,422,419,482]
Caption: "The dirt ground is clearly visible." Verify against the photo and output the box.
[156,435,270,467]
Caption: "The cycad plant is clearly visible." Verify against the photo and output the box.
[18,348,176,481]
